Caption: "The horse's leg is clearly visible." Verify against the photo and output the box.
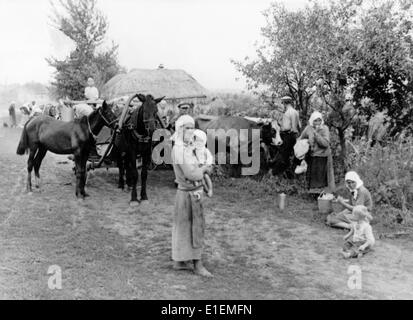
[117,153,125,189]
[140,144,151,201]
[125,157,133,188]
[79,152,90,198]
[27,148,37,193]
[129,150,139,204]
[33,146,47,189]
[74,154,82,198]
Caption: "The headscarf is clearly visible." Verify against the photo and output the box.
[170,115,195,145]
[193,129,207,148]
[308,111,324,127]
[345,171,364,199]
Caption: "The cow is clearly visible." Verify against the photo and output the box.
[194,115,282,177]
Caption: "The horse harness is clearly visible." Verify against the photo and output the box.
[87,107,117,141]
[123,105,152,143]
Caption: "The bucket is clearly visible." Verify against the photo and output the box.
[317,192,334,214]
[318,198,333,214]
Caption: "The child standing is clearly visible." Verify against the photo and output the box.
[342,205,375,259]
[193,129,214,197]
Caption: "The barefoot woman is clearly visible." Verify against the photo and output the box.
[171,115,213,277]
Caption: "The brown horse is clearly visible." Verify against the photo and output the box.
[16,101,117,198]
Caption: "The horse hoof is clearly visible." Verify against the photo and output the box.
[129,201,140,207]
[140,200,150,209]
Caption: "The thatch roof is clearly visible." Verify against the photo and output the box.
[101,68,209,101]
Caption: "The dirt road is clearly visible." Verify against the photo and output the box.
[1,126,412,299]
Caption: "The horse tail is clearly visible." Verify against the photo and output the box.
[16,121,30,155]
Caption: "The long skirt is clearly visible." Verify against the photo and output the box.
[308,156,328,189]
[172,189,205,261]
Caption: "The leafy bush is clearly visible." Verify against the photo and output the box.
[346,136,413,224]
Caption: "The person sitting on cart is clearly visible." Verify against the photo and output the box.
[85,77,99,103]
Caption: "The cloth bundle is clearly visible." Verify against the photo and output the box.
[294,139,310,160]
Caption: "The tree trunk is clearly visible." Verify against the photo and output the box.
[338,128,347,171]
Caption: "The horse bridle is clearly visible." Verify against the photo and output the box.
[98,107,118,128]
[87,107,117,140]
[139,105,158,138]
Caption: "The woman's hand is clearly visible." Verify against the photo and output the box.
[336,196,346,205]
[202,164,213,174]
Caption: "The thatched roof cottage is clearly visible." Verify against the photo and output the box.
[101,68,209,110]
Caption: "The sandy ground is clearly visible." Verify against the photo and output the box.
[1,126,413,300]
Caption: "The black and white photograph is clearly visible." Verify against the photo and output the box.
[0,0,412,303]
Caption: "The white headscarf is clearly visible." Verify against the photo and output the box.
[170,115,195,145]
[171,115,196,166]
[193,129,207,148]
[309,111,324,127]
[345,171,364,199]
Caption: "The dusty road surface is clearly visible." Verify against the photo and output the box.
[1,126,413,299]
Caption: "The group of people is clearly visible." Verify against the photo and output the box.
[7,100,42,128]
[277,96,375,258]
[170,97,376,278]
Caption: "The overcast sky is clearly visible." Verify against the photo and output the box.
[0,0,309,91]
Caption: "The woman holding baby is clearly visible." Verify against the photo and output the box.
[171,115,214,277]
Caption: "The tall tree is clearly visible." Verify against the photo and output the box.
[234,0,413,169]
[232,2,335,120]
[47,0,123,100]
[350,0,413,136]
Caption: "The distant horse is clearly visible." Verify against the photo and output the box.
[111,94,164,204]
[16,101,117,198]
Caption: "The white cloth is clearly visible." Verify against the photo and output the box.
[294,160,308,174]
[352,221,375,245]
[171,115,195,164]
[194,148,213,166]
[192,129,213,166]
[294,139,310,160]
[170,115,195,145]
[85,86,99,101]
